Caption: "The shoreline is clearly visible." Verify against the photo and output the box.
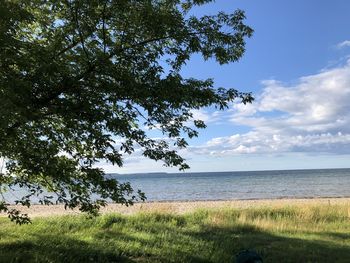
[2,197,349,218]
[140,195,350,203]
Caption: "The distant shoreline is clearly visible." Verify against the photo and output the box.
[111,167,350,176]
[3,197,349,218]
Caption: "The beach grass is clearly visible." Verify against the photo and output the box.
[0,202,349,262]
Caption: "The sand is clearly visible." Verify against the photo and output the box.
[1,197,349,218]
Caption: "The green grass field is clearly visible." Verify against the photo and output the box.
[0,203,349,262]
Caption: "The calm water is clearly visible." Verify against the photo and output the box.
[4,168,350,203]
[111,168,350,201]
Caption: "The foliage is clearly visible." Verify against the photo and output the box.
[0,204,350,262]
[0,0,253,221]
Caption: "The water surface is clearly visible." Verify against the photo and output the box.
[4,168,350,203]
[111,168,350,201]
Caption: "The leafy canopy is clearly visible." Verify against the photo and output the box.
[0,0,253,223]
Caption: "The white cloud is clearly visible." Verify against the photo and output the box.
[337,40,350,49]
[188,132,350,156]
[190,109,221,123]
[188,60,350,156]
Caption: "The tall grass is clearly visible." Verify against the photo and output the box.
[0,203,349,262]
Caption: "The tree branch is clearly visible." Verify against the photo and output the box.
[101,0,108,54]
[72,3,92,65]
[53,40,80,59]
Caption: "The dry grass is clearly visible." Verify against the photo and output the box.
[3,197,350,217]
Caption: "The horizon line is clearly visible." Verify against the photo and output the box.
[108,167,350,175]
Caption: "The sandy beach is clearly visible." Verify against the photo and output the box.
[2,197,349,218]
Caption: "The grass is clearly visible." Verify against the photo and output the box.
[0,203,349,262]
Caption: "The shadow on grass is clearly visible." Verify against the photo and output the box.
[0,214,349,263]
[0,234,135,263]
[320,232,350,240]
[181,225,350,262]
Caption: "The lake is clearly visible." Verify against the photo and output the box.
[111,168,350,201]
[4,168,350,203]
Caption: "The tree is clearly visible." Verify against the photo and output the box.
[0,0,253,223]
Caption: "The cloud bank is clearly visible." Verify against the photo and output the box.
[189,60,350,156]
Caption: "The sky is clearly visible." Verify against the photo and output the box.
[103,0,350,173]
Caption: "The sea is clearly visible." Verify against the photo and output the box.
[4,168,350,203]
[110,168,350,201]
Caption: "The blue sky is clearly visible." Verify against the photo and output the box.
[102,0,350,173]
